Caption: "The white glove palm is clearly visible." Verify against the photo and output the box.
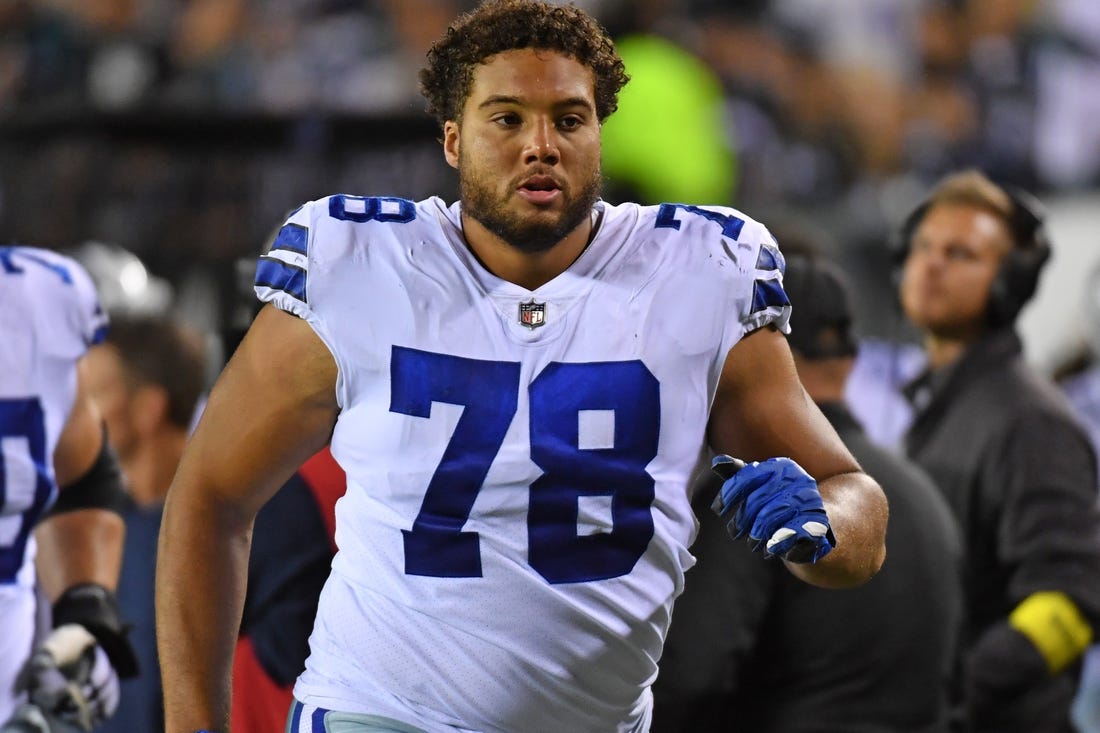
[15,624,120,732]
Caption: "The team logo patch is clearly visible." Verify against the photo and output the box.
[519,299,547,329]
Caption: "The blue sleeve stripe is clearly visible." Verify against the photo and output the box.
[755,245,785,274]
[270,223,308,256]
[89,323,109,346]
[255,257,307,303]
[751,278,791,313]
[4,248,74,283]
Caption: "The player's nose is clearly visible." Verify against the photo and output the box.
[523,118,560,165]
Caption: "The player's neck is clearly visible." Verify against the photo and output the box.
[459,212,595,291]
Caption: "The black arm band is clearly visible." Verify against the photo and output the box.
[45,425,128,518]
[53,583,140,678]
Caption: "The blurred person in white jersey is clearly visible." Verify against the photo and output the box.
[155,2,889,732]
[0,246,137,731]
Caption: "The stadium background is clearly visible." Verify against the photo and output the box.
[1,0,1098,379]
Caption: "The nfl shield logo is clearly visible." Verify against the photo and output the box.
[519,299,546,329]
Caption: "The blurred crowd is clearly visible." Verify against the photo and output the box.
[1,0,1100,338]
[0,0,465,113]
[3,0,1099,183]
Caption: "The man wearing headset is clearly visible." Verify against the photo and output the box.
[897,169,1100,732]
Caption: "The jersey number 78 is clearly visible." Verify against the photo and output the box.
[392,346,659,585]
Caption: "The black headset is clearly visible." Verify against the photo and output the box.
[894,185,1052,328]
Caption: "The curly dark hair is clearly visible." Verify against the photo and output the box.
[419,0,629,129]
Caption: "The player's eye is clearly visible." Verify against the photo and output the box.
[493,112,521,127]
[558,115,583,131]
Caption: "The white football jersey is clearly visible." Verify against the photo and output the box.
[0,246,107,721]
[256,196,790,733]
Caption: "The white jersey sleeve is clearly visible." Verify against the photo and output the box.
[254,201,314,321]
[647,202,791,351]
[1,246,108,356]
[251,196,792,733]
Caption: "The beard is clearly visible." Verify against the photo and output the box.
[458,155,602,254]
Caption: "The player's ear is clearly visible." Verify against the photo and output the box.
[443,121,460,169]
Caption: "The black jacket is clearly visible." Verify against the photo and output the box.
[904,328,1100,733]
[653,402,963,733]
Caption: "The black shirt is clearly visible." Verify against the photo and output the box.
[653,402,963,733]
[905,328,1100,732]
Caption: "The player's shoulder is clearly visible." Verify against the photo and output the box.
[266,194,453,266]
[283,194,450,237]
[0,245,107,348]
[608,200,774,249]
[2,245,90,286]
[255,195,453,317]
[603,201,782,282]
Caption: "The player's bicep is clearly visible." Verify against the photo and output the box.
[707,326,858,480]
[177,304,339,517]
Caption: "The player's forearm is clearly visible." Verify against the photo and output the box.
[156,481,253,733]
[34,509,124,600]
[786,471,888,588]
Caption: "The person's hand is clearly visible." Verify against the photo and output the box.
[14,625,120,732]
[709,455,836,563]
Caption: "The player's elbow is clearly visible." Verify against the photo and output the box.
[833,535,888,588]
[796,473,889,588]
[792,537,887,589]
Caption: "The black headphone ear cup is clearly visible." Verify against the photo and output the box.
[986,190,1052,327]
[891,201,928,313]
[893,202,928,268]
[987,243,1051,326]
[891,258,906,314]
[987,269,1014,326]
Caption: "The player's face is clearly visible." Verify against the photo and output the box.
[899,202,1012,339]
[444,48,602,253]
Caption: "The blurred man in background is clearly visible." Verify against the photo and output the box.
[82,262,344,733]
[897,169,1100,732]
[85,315,207,733]
[653,252,963,733]
[0,245,137,732]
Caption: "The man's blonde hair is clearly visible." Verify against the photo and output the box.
[926,169,1020,249]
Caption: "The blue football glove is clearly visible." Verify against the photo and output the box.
[709,455,836,563]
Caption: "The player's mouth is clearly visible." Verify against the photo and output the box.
[517,175,562,205]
